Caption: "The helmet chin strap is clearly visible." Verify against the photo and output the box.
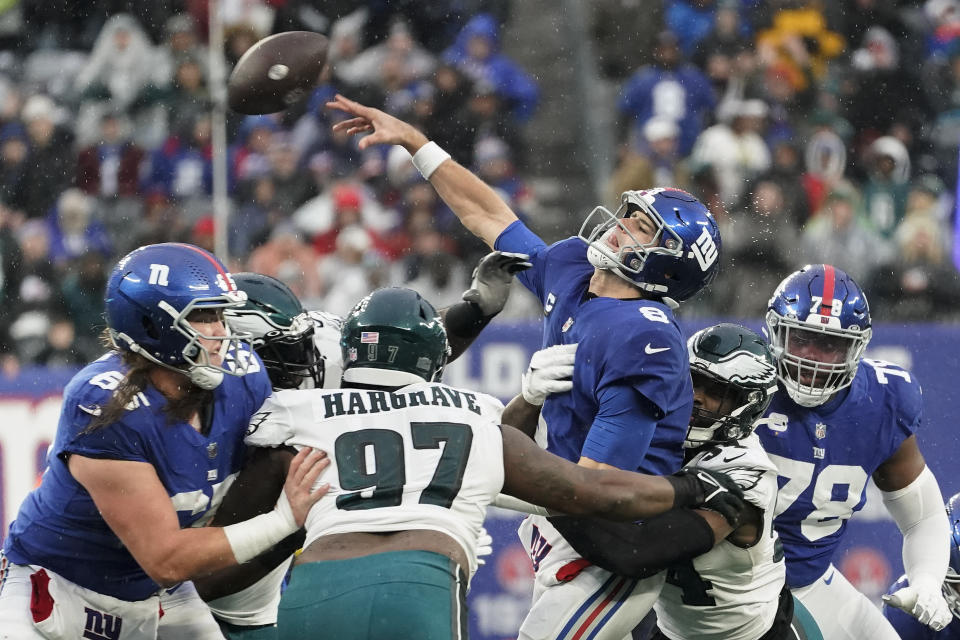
[113,331,226,390]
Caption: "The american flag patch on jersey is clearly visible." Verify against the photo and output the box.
[360,332,379,344]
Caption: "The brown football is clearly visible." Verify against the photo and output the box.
[227,31,328,115]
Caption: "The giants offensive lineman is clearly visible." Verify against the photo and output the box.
[326,94,722,639]
[757,264,952,638]
[0,243,327,639]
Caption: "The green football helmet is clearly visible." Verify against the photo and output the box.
[340,287,450,387]
[224,272,323,389]
[686,323,778,447]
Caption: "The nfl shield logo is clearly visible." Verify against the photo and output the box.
[207,442,218,459]
[561,317,575,333]
[815,423,827,439]
[348,347,358,362]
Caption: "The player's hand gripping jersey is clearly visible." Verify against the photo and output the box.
[495,220,690,474]
[757,358,921,588]
[655,433,785,640]
[244,382,506,575]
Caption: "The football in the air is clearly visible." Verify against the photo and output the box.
[227,31,328,115]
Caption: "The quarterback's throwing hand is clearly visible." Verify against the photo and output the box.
[883,582,953,631]
[521,343,577,406]
[462,251,532,317]
[327,94,426,151]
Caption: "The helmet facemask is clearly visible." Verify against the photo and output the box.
[112,292,256,390]
[253,312,324,389]
[766,311,871,407]
[687,369,768,447]
[578,195,684,298]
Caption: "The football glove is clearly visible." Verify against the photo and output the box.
[668,466,747,528]
[521,343,577,406]
[883,581,953,631]
[476,527,494,566]
[462,251,532,316]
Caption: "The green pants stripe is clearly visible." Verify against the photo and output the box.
[278,550,467,640]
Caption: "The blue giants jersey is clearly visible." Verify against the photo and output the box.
[756,359,920,588]
[883,576,960,639]
[3,351,272,601]
[495,221,690,474]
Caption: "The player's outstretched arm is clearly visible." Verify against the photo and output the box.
[441,251,532,360]
[67,447,329,587]
[499,424,745,521]
[194,446,306,602]
[876,436,953,631]
[327,94,519,248]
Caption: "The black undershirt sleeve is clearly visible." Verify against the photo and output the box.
[441,301,493,361]
[547,509,715,579]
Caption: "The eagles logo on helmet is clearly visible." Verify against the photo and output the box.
[685,323,778,447]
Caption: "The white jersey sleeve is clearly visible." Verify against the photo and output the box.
[244,392,299,447]
[307,310,344,389]
[655,433,786,640]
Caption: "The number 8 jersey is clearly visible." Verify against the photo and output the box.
[756,359,921,588]
[245,382,507,576]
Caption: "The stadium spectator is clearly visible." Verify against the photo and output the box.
[619,30,716,156]
[73,14,157,111]
[316,224,389,317]
[0,121,29,214]
[589,0,665,80]
[19,94,73,220]
[801,181,890,284]
[75,111,144,199]
[441,13,539,124]
[45,188,112,271]
[247,224,323,305]
[691,98,772,208]
[861,135,911,241]
[606,117,693,205]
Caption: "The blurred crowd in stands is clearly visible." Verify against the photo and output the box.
[1,0,960,373]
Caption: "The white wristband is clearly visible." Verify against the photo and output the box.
[223,494,299,564]
[411,141,451,179]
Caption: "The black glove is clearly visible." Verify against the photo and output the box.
[667,466,747,528]
[462,251,532,316]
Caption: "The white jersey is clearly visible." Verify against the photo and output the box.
[245,382,506,575]
[307,310,344,389]
[655,433,785,640]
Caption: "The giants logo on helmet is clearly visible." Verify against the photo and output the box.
[690,227,718,272]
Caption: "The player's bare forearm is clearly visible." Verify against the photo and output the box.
[326,94,517,248]
[195,529,305,601]
[502,394,541,439]
[195,446,301,600]
[500,424,676,519]
[873,435,926,491]
[210,446,293,526]
[428,160,519,248]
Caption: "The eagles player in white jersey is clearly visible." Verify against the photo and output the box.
[504,325,824,640]
[240,287,747,640]
[188,251,534,639]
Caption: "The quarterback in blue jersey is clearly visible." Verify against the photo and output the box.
[327,94,722,640]
[882,492,960,639]
[756,264,952,639]
[0,243,328,639]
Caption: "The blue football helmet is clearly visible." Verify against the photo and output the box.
[105,243,255,390]
[765,264,872,407]
[943,492,960,620]
[578,188,721,304]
